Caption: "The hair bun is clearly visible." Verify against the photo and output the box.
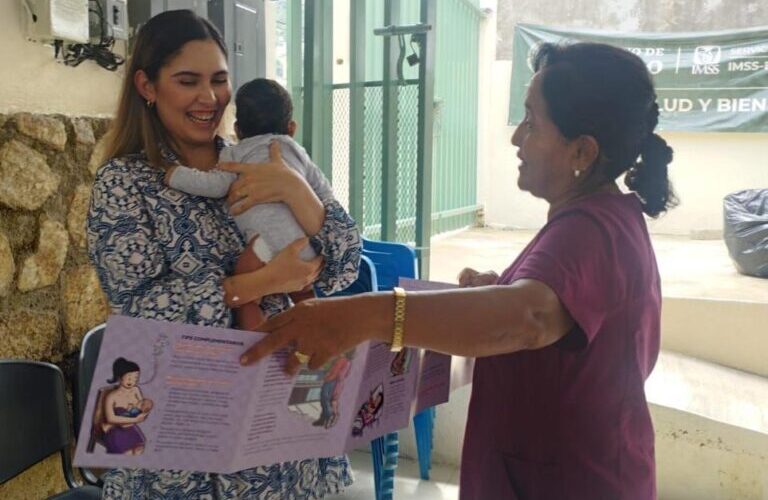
[640,133,673,166]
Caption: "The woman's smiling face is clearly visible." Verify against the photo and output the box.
[121,371,140,388]
[140,39,232,151]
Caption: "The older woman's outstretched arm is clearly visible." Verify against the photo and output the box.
[240,278,574,374]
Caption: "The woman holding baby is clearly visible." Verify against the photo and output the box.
[87,9,359,499]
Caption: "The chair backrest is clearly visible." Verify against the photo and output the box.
[74,324,105,440]
[318,254,378,297]
[87,386,115,453]
[361,238,418,291]
[0,360,72,485]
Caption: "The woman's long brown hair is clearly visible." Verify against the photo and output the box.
[101,10,228,169]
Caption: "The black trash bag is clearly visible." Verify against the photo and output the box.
[723,189,768,278]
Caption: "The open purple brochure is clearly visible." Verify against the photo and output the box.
[74,310,452,474]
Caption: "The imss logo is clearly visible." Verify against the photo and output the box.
[692,45,722,74]
[694,45,722,65]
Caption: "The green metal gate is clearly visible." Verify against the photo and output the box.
[432,0,483,235]
[284,0,482,277]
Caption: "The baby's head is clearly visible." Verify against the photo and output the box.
[139,398,154,413]
[234,78,296,140]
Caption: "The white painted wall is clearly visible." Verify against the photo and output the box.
[264,0,277,81]
[478,2,768,237]
[0,1,125,116]
[475,2,496,226]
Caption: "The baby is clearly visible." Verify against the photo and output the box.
[165,78,333,330]
[124,399,154,418]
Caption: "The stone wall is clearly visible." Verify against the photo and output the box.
[0,113,111,499]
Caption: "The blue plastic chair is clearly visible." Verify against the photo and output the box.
[361,238,436,485]
[321,247,414,499]
[411,406,436,480]
[318,255,397,499]
[316,254,378,298]
[361,238,418,290]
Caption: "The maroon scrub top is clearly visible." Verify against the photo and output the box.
[460,193,660,500]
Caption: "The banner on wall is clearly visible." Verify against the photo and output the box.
[509,24,768,132]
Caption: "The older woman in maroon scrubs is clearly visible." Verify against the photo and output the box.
[242,42,677,499]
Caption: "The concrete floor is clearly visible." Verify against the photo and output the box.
[428,227,767,303]
[427,227,768,378]
[327,450,459,500]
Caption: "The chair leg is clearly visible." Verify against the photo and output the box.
[370,437,385,500]
[413,406,436,480]
[380,432,399,500]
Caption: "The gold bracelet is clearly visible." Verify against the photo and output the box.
[390,287,406,352]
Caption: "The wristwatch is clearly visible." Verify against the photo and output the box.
[390,287,406,352]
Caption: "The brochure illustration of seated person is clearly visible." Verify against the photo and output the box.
[74,310,452,473]
[88,357,154,455]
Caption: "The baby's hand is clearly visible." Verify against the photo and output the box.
[163,166,178,186]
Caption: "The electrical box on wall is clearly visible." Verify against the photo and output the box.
[22,0,90,43]
[101,0,129,40]
[128,1,266,90]
[208,0,266,90]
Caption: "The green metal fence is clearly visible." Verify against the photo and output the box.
[432,0,482,234]
[285,0,482,252]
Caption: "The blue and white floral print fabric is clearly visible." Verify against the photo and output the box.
[87,144,360,499]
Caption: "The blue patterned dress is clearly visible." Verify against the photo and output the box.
[87,143,361,499]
